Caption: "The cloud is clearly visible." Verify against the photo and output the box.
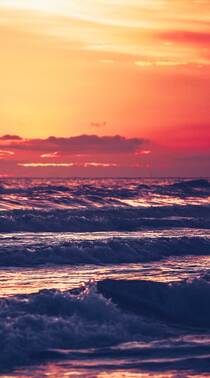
[41,152,59,158]
[159,30,210,46]
[83,162,117,168]
[0,150,14,158]
[0,135,22,140]
[135,60,189,67]
[135,150,151,156]
[0,134,147,155]
[19,162,119,168]
[0,134,150,176]
[19,163,75,167]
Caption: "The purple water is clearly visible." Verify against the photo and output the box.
[0,178,209,377]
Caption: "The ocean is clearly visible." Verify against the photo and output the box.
[0,177,209,377]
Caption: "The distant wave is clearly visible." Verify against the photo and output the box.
[167,179,210,191]
[0,178,209,195]
[0,178,210,211]
[0,278,209,370]
[0,204,210,232]
[0,184,71,195]
[0,236,209,267]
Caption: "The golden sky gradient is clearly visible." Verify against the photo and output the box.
[0,0,210,176]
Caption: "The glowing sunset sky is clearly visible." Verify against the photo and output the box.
[0,0,209,176]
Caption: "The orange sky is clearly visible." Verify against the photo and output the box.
[0,0,210,176]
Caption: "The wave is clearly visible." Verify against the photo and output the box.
[0,178,210,212]
[0,281,172,369]
[0,204,210,232]
[0,178,209,195]
[0,236,209,267]
[168,179,210,190]
[0,278,209,370]
[98,278,210,328]
[0,184,71,195]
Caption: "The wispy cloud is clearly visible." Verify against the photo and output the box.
[0,150,14,158]
[159,30,210,46]
[41,152,59,158]
[19,161,118,168]
[19,162,74,167]
[0,1,210,66]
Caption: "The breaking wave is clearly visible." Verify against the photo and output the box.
[0,281,170,369]
[0,278,209,370]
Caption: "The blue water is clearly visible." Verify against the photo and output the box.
[0,178,209,377]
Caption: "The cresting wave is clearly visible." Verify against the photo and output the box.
[0,281,168,369]
[0,204,210,232]
[0,236,209,267]
[98,278,210,327]
[0,278,209,370]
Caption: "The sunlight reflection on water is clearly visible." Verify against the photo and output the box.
[0,178,209,210]
[0,255,209,297]
[7,361,210,378]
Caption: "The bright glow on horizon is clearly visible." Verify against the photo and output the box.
[19,162,118,168]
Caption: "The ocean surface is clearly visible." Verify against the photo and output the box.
[0,177,210,377]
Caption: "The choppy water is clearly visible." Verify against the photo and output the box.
[0,178,209,377]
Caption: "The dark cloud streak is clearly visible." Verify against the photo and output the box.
[0,135,22,140]
[0,134,148,154]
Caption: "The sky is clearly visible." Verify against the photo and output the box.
[0,0,210,177]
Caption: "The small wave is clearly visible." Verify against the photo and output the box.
[0,236,209,267]
[169,179,210,190]
[159,179,210,199]
[0,184,70,195]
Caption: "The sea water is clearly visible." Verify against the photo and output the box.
[0,178,209,377]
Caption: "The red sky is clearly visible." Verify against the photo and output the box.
[0,0,210,177]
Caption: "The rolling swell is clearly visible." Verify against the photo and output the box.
[0,178,209,198]
[0,236,209,267]
[0,204,210,232]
